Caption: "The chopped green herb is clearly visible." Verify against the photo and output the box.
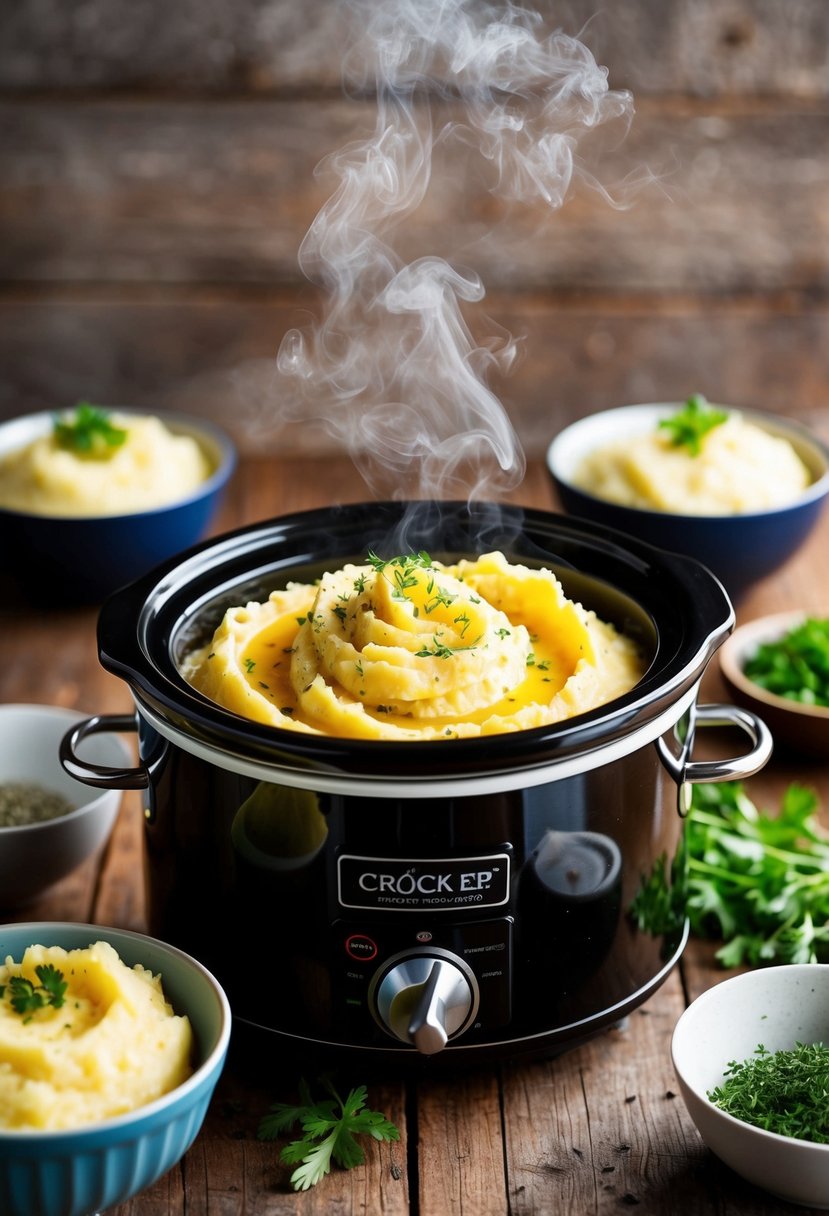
[415,633,482,660]
[424,587,457,613]
[658,393,728,456]
[743,617,829,708]
[53,403,128,457]
[708,1042,829,1143]
[243,658,256,673]
[258,1076,400,1192]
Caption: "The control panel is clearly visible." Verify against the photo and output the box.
[333,915,513,1050]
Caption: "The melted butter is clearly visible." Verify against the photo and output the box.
[241,602,575,732]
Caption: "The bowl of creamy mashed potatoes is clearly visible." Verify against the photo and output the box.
[0,921,231,1216]
[0,405,236,604]
[546,399,829,600]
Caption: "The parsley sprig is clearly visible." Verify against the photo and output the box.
[658,393,728,456]
[708,1042,829,1142]
[0,964,68,1020]
[53,402,128,457]
[258,1076,400,1192]
[687,781,829,967]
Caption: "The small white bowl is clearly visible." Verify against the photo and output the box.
[671,966,829,1208]
[0,704,133,908]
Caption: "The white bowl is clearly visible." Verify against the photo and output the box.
[0,704,133,908]
[671,965,829,1208]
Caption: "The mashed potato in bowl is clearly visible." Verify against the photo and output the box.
[180,551,645,740]
[0,941,193,1131]
[0,408,212,517]
[572,406,811,515]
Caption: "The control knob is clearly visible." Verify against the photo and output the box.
[371,948,479,1055]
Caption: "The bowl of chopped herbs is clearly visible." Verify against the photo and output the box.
[720,612,829,758]
[0,704,132,909]
[671,964,829,1208]
[546,399,829,600]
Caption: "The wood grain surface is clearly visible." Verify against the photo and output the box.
[2,454,827,1214]
[2,0,829,460]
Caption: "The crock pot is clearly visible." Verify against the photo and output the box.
[61,501,772,1066]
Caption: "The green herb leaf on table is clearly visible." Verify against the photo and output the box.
[708,1042,829,1142]
[687,781,829,967]
[258,1076,400,1192]
[658,393,729,456]
[53,402,128,457]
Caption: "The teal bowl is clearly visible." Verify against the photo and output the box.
[0,922,231,1216]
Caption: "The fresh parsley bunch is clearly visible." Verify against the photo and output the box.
[258,1076,400,1192]
[687,781,829,967]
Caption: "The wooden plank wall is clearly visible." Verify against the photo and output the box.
[2,0,828,458]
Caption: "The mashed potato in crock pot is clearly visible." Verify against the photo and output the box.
[180,551,644,740]
[0,411,212,516]
[0,941,193,1131]
[573,412,810,514]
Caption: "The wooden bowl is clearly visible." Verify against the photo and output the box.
[719,611,829,759]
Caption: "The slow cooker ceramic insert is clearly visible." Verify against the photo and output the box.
[62,502,771,1066]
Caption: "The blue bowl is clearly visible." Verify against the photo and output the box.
[0,922,231,1216]
[546,403,829,601]
[0,408,236,605]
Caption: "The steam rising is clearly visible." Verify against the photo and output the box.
[274,0,637,501]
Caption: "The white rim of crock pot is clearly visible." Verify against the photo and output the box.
[132,682,700,798]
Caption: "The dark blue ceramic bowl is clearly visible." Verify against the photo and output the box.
[546,404,829,601]
[0,409,236,605]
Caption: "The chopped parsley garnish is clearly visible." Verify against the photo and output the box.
[658,393,728,456]
[743,617,829,708]
[708,1042,829,1143]
[415,633,482,660]
[53,403,128,457]
[243,658,256,673]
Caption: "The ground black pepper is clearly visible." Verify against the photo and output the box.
[0,782,75,828]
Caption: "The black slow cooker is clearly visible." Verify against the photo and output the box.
[62,502,771,1066]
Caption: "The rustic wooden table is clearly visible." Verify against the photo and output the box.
[3,456,828,1215]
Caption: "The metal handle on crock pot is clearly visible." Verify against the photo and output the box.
[60,713,150,790]
[684,702,773,785]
